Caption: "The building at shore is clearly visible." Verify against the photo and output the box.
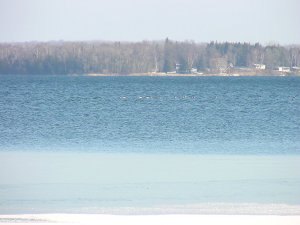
[253,64,266,70]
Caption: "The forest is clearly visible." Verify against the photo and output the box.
[0,39,299,74]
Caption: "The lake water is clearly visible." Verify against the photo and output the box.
[0,75,300,214]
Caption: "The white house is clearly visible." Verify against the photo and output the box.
[190,68,198,74]
[278,67,291,72]
[253,64,266,70]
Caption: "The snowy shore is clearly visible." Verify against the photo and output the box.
[1,214,300,225]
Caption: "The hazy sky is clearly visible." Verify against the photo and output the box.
[0,0,299,44]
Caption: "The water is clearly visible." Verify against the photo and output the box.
[0,75,300,214]
[1,75,299,154]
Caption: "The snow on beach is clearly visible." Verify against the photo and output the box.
[1,214,300,225]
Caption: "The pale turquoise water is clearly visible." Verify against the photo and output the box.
[0,75,300,214]
[1,153,300,214]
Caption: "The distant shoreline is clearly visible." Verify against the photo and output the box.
[85,71,299,77]
[1,70,299,77]
[2,41,299,77]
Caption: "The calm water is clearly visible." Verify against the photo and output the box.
[0,75,299,154]
[0,75,300,214]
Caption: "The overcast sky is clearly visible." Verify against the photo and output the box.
[0,0,299,44]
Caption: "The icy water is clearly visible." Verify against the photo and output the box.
[0,75,300,214]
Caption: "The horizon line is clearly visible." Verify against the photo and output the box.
[1,39,300,46]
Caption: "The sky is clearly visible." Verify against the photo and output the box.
[0,0,299,44]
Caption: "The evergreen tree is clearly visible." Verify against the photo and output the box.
[162,38,174,72]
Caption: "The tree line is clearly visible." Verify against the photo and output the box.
[0,39,299,74]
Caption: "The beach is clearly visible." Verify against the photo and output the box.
[1,214,300,225]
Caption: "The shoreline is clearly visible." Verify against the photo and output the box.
[2,203,299,215]
[1,214,300,225]
[85,72,299,77]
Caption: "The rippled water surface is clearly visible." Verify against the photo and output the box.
[0,75,299,154]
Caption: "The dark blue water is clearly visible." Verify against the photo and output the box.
[0,75,300,154]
